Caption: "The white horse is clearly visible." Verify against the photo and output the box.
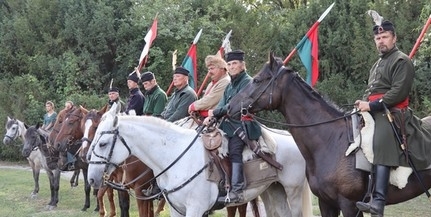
[3,117,48,198]
[87,103,312,217]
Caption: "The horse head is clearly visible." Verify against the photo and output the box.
[55,105,88,152]
[79,104,108,160]
[87,102,127,188]
[228,52,292,117]
[3,117,22,145]
[22,123,46,158]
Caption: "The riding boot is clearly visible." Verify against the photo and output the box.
[220,162,245,204]
[356,164,390,217]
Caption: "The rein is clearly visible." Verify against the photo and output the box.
[90,119,209,201]
[250,110,360,128]
[241,63,360,128]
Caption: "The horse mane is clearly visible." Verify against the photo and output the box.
[269,55,346,115]
[119,115,195,135]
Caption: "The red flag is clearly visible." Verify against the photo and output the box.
[138,17,158,71]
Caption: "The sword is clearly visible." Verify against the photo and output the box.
[381,100,431,201]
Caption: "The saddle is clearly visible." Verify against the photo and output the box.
[202,126,279,193]
[345,111,412,189]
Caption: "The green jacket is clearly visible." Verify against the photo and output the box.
[213,71,260,139]
[161,85,197,122]
[364,47,431,169]
[143,85,167,117]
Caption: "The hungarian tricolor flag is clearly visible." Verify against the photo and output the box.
[296,24,319,87]
[138,17,158,71]
[181,29,202,91]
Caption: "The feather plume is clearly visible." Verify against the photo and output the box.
[367,10,384,26]
[172,50,177,71]
[109,78,113,89]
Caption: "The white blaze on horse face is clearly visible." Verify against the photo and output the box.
[82,119,93,149]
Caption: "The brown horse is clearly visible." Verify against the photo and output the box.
[81,106,160,217]
[228,53,431,217]
[49,106,102,212]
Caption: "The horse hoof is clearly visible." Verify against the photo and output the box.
[30,193,38,199]
[94,207,99,212]
[81,207,88,211]
[45,205,56,211]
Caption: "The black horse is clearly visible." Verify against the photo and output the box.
[228,53,431,217]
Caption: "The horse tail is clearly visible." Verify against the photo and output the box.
[301,180,313,217]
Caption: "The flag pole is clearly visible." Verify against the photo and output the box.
[137,13,158,72]
[166,50,177,96]
[166,29,203,95]
[283,2,335,65]
[196,30,232,97]
[409,14,431,59]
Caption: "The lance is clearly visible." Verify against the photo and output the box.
[283,2,335,65]
[166,29,203,95]
[409,14,431,59]
[381,100,431,202]
[196,30,232,97]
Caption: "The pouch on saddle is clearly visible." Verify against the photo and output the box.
[345,111,412,189]
[202,126,279,190]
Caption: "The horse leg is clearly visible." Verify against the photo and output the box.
[94,188,100,212]
[82,168,91,211]
[260,182,290,217]
[117,190,130,217]
[155,198,166,216]
[226,206,237,217]
[30,162,41,199]
[97,186,107,217]
[106,187,116,217]
[70,169,80,187]
[250,198,260,217]
[318,198,341,217]
[237,204,247,217]
[46,168,61,210]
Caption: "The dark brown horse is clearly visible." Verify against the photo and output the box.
[228,53,431,217]
[48,106,99,212]
[81,107,162,217]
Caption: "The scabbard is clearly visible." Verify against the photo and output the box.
[234,127,283,170]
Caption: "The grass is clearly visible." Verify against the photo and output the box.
[1,161,430,217]
[0,162,227,217]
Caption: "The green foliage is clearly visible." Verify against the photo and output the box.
[1,0,431,161]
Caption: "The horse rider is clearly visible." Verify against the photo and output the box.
[188,55,231,120]
[41,101,57,132]
[140,71,168,117]
[204,50,261,204]
[125,70,144,116]
[107,86,126,112]
[355,19,431,217]
[161,66,197,122]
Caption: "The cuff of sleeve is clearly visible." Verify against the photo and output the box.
[369,100,384,111]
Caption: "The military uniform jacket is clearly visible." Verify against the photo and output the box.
[161,85,197,122]
[143,85,167,117]
[364,47,431,169]
[191,74,231,111]
[213,71,259,138]
[108,98,126,112]
[126,88,144,116]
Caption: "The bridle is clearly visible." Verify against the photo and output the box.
[240,62,359,127]
[4,119,20,141]
[88,119,211,215]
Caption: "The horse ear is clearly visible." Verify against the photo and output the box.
[24,123,29,129]
[7,116,11,121]
[100,104,109,115]
[35,122,41,129]
[115,103,121,114]
[80,105,89,114]
[269,51,276,66]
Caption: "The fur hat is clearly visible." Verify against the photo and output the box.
[141,71,155,82]
[109,87,119,93]
[205,55,227,70]
[174,66,189,76]
[373,20,395,35]
[226,50,245,62]
[127,71,140,83]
